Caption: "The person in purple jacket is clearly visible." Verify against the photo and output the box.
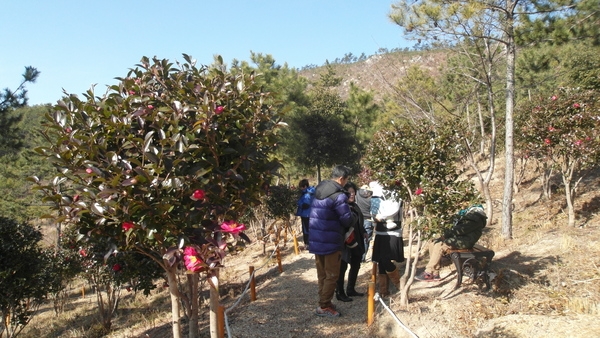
[309,165,355,318]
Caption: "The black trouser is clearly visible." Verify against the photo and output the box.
[377,258,396,274]
[338,247,363,291]
[301,217,309,245]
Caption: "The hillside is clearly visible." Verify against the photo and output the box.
[298,50,448,102]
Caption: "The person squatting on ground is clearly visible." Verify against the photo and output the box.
[370,183,404,297]
[355,184,373,262]
[416,204,487,281]
[309,165,356,317]
[295,179,315,249]
[335,182,367,302]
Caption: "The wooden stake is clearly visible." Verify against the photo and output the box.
[371,262,378,283]
[276,247,283,273]
[217,305,225,338]
[367,281,375,326]
[249,266,256,301]
[292,234,299,255]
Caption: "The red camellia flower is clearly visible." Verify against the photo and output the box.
[215,106,224,115]
[220,220,247,234]
[79,248,87,257]
[573,103,580,109]
[112,264,122,272]
[551,95,557,101]
[183,246,204,272]
[122,221,135,231]
[191,189,205,201]
[544,138,551,145]
[414,187,423,196]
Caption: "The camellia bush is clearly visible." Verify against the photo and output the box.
[33,55,283,338]
[517,89,600,227]
[0,217,56,338]
[363,119,479,306]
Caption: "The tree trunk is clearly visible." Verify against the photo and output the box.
[209,270,220,338]
[166,266,182,338]
[399,226,421,308]
[187,274,199,338]
[501,7,516,240]
[477,98,486,157]
[316,163,321,183]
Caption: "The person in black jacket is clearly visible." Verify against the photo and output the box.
[416,204,487,282]
[335,182,367,302]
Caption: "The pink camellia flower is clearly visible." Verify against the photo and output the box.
[220,220,247,234]
[183,246,204,272]
[129,90,135,95]
[148,104,154,109]
[551,95,558,101]
[85,168,93,174]
[574,140,583,146]
[112,263,122,272]
[548,126,556,132]
[79,248,87,257]
[215,106,224,115]
[544,138,551,145]
[414,187,423,196]
[122,221,135,231]
[65,127,72,133]
[191,189,205,201]
[573,103,581,109]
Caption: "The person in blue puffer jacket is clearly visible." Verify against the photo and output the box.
[296,179,315,248]
[309,165,355,318]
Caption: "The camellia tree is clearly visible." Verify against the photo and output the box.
[0,217,56,338]
[517,89,600,227]
[33,55,283,338]
[363,119,479,306]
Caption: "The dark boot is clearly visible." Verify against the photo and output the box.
[335,281,353,302]
[346,270,364,297]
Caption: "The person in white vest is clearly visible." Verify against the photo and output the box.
[370,182,404,297]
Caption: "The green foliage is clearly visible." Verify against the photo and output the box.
[0,217,55,337]
[344,83,379,152]
[0,66,40,157]
[517,89,600,168]
[263,185,297,221]
[0,105,55,222]
[363,120,479,236]
[34,54,283,270]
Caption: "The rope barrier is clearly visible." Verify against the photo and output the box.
[223,244,280,338]
[373,292,419,338]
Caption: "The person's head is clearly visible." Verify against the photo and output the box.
[344,182,358,203]
[298,179,309,189]
[331,165,352,187]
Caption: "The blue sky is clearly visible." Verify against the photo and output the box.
[1,0,411,105]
